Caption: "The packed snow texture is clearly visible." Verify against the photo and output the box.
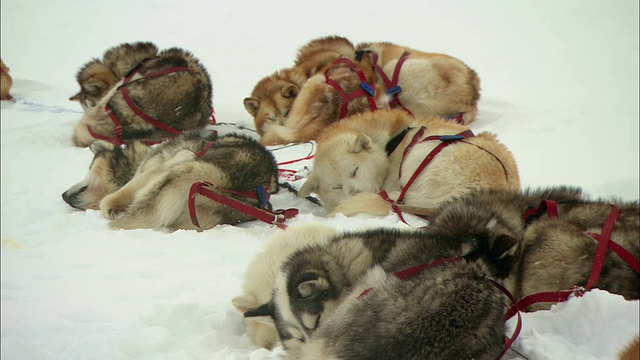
[1,0,638,359]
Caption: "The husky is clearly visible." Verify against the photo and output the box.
[243,227,507,358]
[62,140,152,210]
[72,47,213,147]
[515,197,639,310]
[70,42,159,110]
[244,36,355,136]
[297,109,520,216]
[231,223,338,349]
[259,41,481,145]
[1,58,13,100]
[356,41,481,124]
[428,186,639,309]
[618,336,639,360]
[99,131,279,231]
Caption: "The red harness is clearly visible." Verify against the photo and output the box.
[187,141,298,229]
[358,257,521,359]
[380,127,509,224]
[505,203,640,319]
[88,61,201,146]
[324,58,378,120]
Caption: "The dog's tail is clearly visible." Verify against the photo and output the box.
[260,125,298,146]
[330,192,392,217]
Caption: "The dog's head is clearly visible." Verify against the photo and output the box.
[69,60,117,110]
[298,132,388,211]
[244,69,303,136]
[62,140,151,210]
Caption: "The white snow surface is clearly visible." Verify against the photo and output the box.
[1,0,639,359]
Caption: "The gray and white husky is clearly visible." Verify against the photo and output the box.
[244,228,508,359]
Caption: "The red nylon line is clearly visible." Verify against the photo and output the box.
[120,85,182,135]
[606,238,640,273]
[460,137,509,181]
[378,190,411,225]
[193,140,216,158]
[371,52,393,88]
[490,280,522,360]
[585,205,620,290]
[391,52,410,86]
[504,289,577,320]
[392,257,462,281]
[88,105,125,145]
[277,154,315,167]
[398,126,426,180]
[142,66,189,80]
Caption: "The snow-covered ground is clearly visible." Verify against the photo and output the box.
[1,0,638,359]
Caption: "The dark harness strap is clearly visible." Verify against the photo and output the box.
[324,58,378,119]
[371,51,414,116]
[87,62,190,145]
[505,204,639,319]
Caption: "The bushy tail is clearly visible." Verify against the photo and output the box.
[330,192,392,217]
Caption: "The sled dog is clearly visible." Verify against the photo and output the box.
[70,41,159,110]
[72,47,213,147]
[298,110,520,216]
[356,41,481,124]
[259,40,480,145]
[232,223,338,349]
[62,140,152,210]
[618,336,639,360]
[429,186,639,309]
[1,58,13,100]
[243,227,508,358]
[99,131,278,231]
[244,36,355,136]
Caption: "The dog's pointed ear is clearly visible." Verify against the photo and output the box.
[298,173,318,198]
[281,84,299,99]
[488,234,518,259]
[296,273,331,299]
[351,134,372,153]
[232,294,261,313]
[82,80,107,94]
[243,97,260,117]
[69,92,81,102]
[243,302,274,319]
[89,140,115,154]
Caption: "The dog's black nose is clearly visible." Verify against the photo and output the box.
[62,191,70,204]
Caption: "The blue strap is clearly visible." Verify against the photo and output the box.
[256,186,268,208]
[386,85,402,96]
[360,82,375,97]
[439,134,464,141]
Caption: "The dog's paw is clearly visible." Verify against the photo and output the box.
[105,205,127,220]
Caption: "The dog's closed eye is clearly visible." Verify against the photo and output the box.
[332,185,342,190]
[351,167,359,178]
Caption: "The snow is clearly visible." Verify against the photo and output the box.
[1,0,638,359]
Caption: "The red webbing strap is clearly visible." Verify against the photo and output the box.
[188,182,298,229]
[584,205,620,290]
[119,66,190,135]
[604,238,640,273]
[522,200,559,224]
[324,58,377,119]
[397,129,475,204]
[378,189,411,226]
[193,140,216,158]
[504,288,580,320]
[446,113,465,124]
[371,51,414,116]
[490,280,523,359]
[88,105,126,145]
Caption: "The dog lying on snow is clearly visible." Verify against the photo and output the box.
[1,58,13,100]
[72,47,213,147]
[258,40,481,145]
[63,130,279,231]
[242,227,508,359]
[428,186,639,311]
[298,109,520,216]
[70,41,159,110]
[231,224,338,349]
[244,36,356,136]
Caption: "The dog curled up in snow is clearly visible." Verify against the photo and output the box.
[231,223,338,349]
[1,58,13,100]
[298,109,520,217]
[243,227,508,359]
[72,47,213,147]
[70,41,159,110]
[259,41,481,145]
[98,130,279,231]
[62,140,152,210]
[355,41,481,124]
[427,186,639,310]
[244,35,355,136]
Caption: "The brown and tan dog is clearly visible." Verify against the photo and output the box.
[298,109,520,216]
[244,36,356,136]
[70,42,159,110]
[1,58,14,101]
[71,47,213,147]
